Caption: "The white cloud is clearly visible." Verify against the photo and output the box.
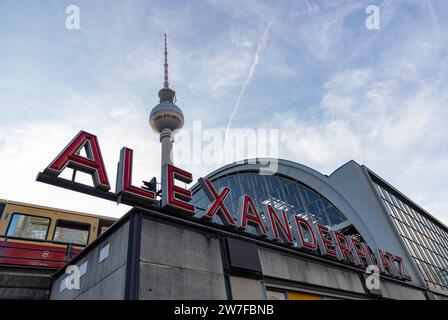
[274,63,448,223]
[0,88,162,218]
[227,19,274,130]
[292,1,364,61]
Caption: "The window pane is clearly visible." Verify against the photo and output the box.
[7,213,50,240]
[266,289,287,300]
[0,202,5,220]
[287,291,323,300]
[53,220,90,245]
[100,226,109,234]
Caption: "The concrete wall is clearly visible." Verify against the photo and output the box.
[258,246,430,300]
[0,267,53,299]
[46,209,431,300]
[258,247,366,296]
[135,215,429,300]
[429,292,448,300]
[138,218,227,300]
[50,221,129,300]
[379,280,427,300]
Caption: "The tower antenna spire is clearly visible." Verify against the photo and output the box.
[164,33,169,88]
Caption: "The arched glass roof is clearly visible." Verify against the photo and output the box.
[190,170,362,240]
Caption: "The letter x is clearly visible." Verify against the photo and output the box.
[198,178,236,226]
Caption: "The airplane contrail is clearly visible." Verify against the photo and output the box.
[226,19,274,131]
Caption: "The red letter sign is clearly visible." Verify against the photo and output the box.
[44,131,110,190]
[116,147,156,202]
[237,195,267,237]
[362,242,379,267]
[385,251,401,278]
[313,224,338,258]
[348,237,369,266]
[332,231,354,263]
[266,205,293,244]
[197,178,235,226]
[393,255,412,280]
[161,164,195,215]
[376,249,396,276]
[290,215,318,251]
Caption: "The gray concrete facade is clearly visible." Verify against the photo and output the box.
[0,267,53,300]
[259,248,366,295]
[138,219,227,299]
[50,221,129,300]
[195,158,440,291]
[48,207,439,300]
[42,156,448,300]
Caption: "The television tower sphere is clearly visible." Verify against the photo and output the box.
[149,34,184,166]
[149,99,184,134]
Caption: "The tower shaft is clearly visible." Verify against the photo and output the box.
[160,128,173,166]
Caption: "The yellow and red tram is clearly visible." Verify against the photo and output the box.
[0,199,116,269]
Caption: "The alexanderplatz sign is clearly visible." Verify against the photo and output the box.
[36,130,413,282]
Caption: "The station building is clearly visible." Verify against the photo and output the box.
[48,158,448,300]
[6,35,447,301]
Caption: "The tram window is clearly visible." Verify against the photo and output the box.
[53,220,90,245]
[100,226,109,234]
[98,220,114,236]
[6,213,50,240]
[0,202,5,220]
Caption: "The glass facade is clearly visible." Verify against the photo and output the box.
[372,178,448,292]
[190,171,361,239]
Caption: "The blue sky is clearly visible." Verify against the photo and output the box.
[0,0,447,224]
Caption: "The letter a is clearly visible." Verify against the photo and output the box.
[44,131,110,190]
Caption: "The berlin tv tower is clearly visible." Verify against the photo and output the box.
[149,34,184,166]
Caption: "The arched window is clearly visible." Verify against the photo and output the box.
[190,171,362,240]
